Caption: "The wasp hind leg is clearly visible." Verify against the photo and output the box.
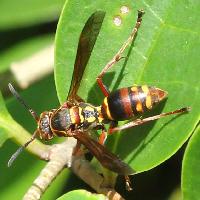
[96,10,145,97]
[109,107,190,133]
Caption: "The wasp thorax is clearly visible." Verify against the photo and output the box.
[51,109,72,131]
[38,112,53,140]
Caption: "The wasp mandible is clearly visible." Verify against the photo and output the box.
[8,10,190,190]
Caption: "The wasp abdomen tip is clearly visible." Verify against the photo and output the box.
[185,107,191,112]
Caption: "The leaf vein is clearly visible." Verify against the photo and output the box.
[135,23,165,84]
[143,0,164,23]
[165,24,199,35]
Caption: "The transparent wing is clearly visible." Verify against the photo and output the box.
[67,11,105,102]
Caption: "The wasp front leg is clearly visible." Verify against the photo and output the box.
[96,10,145,97]
[97,124,107,145]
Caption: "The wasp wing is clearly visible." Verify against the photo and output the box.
[67,11,105,102]
[73,131,135,175]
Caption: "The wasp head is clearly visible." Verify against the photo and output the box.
[38,111,54,140]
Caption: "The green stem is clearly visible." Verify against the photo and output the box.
[3,117,48,157]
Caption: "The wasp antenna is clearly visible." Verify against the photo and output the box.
[7,146,24,167]
[8,83,39,122]
[7,131,37,167]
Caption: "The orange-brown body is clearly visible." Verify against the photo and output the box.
[37,85,167,140]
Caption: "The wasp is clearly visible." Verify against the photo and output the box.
[8,10,189,190]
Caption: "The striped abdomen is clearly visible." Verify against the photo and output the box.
[101,85,167,121]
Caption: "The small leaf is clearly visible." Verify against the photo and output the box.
[57,190,107,200]
[182,126,200,200]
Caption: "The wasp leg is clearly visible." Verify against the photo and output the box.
[108,121,118,134]
[73,140,82,155]
[97,124,108,145]
[96,10,145,97]
[98,128,107,145]
[125,175,133,191]
[98,121,118,144]
[73,140,90,157]
[109,107,190,133]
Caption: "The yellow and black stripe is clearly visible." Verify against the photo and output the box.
[101,85,163,121]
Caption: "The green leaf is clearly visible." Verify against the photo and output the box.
[57,190,107,200]
[0,0,65,29]
[182,126,200,200]
[55,0,199,173]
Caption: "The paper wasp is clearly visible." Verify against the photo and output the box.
[8,10,189,190]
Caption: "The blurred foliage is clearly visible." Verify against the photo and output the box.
[0,0,65,29]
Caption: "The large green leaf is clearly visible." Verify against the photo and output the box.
[57,190,107,200]
[182,126,200,200]
[0,0,65,29]
[55,0,199,174]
